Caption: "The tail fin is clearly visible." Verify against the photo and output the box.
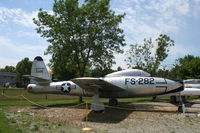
[30,56,51,83]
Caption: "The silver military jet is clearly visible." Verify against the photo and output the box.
[26,56,184,112]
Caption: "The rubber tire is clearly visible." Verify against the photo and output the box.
[109,98,118,106]
[178,106,183,113]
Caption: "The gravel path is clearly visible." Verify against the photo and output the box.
[7,101,200,133]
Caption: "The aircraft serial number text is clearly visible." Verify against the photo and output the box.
[125,78,155,85]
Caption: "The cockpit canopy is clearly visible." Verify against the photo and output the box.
[105,69,151,77]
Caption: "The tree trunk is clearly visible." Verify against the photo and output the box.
[78,68,86,103]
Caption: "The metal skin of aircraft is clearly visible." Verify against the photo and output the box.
[157,79,200,103]
[26,56,185,112]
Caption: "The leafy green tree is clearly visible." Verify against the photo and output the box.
[125,38,154,70]
[0,66,15,72]
[125,34,174,75]
[16,58,32,86]
[156,68,170,78]
[33,0,126,80]
[117,66,123,71]
[169,55,200,80]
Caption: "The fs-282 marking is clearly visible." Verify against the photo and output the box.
[125,78,155,85]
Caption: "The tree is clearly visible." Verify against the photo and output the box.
[33,0,126,79]
[33,0,126,102]
[117,66,123,71]
[16,58,32,87]
[125,34,174,75]
[169,55,200,80]
[0,66,16,72]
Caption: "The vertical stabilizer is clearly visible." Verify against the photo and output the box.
[31,56,51,82]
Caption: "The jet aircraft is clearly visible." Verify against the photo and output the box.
[26,56,185,112]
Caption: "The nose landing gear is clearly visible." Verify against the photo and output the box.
[177,93,185,113]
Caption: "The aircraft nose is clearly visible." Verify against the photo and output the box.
[166,79,184,93]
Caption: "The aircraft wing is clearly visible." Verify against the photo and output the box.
[23,75,51,85]
[71,77,124,92]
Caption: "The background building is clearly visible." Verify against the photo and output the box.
[0,72,16,87]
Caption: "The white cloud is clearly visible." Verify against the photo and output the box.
[0,7,38,27]
[0,36,49,68]
[17,30,40,38]
[147,0,190,15]
[162,43,200,68]
[112,0,199,68]
[0,57,19,68]
[113,0,194,44]
[0,7,53,68]
[0,36,46,53]
[170,44,189,56]
[193,0,200,2]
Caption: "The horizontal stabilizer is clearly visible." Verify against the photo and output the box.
[24,75,51,85]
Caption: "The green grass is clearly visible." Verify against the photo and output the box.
[0,87,85,107]
[0,87,171,108]
[0,107,82,133]
[0,88,86,132]
[0,87,198,133]
[0,107,22,133]
[2,87,199,108]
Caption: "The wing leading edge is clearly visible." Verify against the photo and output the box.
[71,77,125,92]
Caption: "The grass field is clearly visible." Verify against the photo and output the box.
[0,107,22,133]
[0,87,86,132]
[1,87,197,132]
[0,88,80,106]
[0,87,172,132]
[0,87,170,107]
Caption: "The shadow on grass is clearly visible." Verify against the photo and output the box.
[83,108,133,123]
[82,102,178,123]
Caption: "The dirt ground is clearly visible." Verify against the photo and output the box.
[7,100,200,133]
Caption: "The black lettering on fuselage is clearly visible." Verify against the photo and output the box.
[131,78,136,85]
[125,78,130,85]
[125,78,155,85]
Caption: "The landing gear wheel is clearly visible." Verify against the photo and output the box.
[109,98,118,106]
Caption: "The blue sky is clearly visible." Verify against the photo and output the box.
[0,0,200,70]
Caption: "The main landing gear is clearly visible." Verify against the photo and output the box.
[91,96,118,112]
[91,91,105,112]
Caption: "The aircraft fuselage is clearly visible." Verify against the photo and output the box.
[27,76,183,98]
